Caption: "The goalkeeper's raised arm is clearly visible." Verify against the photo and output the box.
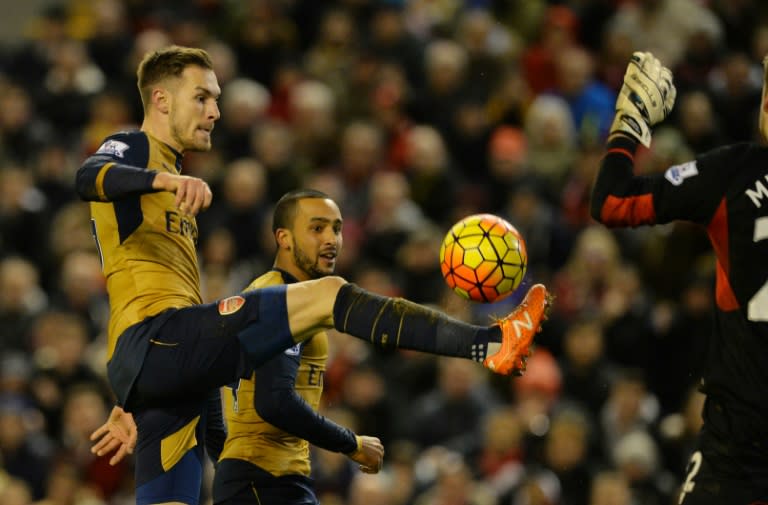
[609,51,676,147]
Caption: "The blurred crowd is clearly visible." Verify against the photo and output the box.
[1,0,767,504]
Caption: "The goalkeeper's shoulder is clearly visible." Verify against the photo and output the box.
[697,141,761,168]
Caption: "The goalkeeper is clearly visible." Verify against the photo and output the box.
[592,51,768,503]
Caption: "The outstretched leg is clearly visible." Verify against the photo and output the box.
[239,277,550,376]
[283,276,346,338]
[326,279,550,376]
[235,277,346,370]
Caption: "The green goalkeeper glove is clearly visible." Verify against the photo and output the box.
[610,51,676,147]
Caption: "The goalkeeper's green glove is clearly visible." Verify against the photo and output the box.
[610,51,676,147]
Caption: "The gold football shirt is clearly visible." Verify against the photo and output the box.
[87,131,202,359]
[220,270,329,477]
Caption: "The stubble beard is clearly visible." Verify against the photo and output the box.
[293,245,331,280]
[170,114,210,153]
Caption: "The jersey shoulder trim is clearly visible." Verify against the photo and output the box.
[697,142,753,166]
[95,130,150,167]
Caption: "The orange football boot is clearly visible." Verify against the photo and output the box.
[483,283,551,375]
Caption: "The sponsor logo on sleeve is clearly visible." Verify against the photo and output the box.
[96,139,130,158]
[664,161,698,186]
[218,295,246,315]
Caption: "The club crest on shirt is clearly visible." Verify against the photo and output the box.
[218,295,246,315]
[96,139,130,158]
[664,161,698,186]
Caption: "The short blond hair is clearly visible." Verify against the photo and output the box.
[136,45,213,111]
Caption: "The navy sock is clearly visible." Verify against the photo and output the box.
[332,283,501,362]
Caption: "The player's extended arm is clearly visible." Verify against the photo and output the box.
[152,172,212,216]
[90,405,137,466]
[591,52,676,227]
[76,138,212,215]
[76,160,212,216]
[590,136,658,227]
[254,351,384,472]
[75,154,158,201]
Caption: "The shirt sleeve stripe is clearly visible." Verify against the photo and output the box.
[601,193,656,227]
[607,147,634,160]
[95,162,114,201]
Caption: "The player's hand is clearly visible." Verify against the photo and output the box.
[610,51,676,147]
[90,405,137,466]
[153,172,212,216]
[347,436,385,474]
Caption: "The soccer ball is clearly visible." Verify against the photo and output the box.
[439,214,527,302]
